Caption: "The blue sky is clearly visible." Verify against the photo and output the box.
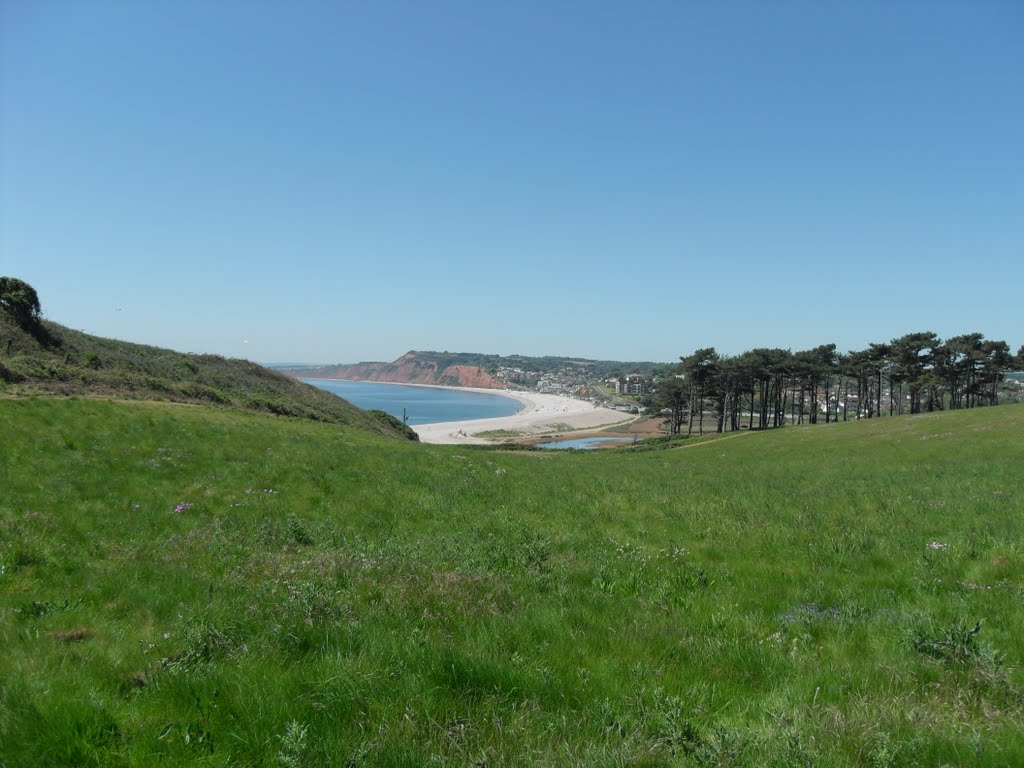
[2,0,1021,364]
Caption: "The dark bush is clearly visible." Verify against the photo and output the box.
[0,277,41,330]
[368,409,419,441]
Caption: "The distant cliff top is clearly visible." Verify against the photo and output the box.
[280,350,662,387]
[284,352,506,389]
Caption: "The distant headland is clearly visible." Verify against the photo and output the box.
[277,351,660,391]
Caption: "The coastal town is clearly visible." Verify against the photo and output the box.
[493,364,648,407]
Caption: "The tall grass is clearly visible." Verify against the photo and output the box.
[1,398,1022,766]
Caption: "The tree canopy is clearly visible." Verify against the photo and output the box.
[652,330,1021,435]
[0,277,42,330]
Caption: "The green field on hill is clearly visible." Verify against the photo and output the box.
[2,399,1022,766]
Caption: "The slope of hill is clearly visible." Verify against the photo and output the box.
[1,399,1021,765]
[0,315,415,438]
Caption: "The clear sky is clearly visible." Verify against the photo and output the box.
[2,0,1021,364]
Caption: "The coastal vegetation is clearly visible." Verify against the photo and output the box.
[474,429,526,438]
[2,397,1022,766]
[654,336,1022,436]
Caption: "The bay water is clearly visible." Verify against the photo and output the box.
[303,379,522,426]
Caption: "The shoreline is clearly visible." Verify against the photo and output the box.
[301,377,632,445]
[409,388,632,445]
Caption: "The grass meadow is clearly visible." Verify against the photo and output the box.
[1,398,1022,766]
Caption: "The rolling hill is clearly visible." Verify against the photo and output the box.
[0,313,414,439]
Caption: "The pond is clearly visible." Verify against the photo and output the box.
[537,436,635,450]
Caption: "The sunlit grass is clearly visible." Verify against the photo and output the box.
[1,398,1022,766]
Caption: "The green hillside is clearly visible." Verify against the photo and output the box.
[0,314,413,439]
[2,399,1022,766]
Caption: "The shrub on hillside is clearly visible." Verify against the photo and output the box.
[0,277,42,330]
[368,409,419,441]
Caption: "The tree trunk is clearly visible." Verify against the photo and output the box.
[698,383,704,436]
[687,383,695,436]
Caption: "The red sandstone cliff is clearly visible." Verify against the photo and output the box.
[285,353,505,389]
[434,365,503,388]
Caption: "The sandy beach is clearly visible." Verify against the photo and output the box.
[411,387,632,444]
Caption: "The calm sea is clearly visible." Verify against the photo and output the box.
[303,379,522,426]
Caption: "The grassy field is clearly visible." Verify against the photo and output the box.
[1,398,1022,766]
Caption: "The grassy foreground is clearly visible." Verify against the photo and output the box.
[1,399,1022,767]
